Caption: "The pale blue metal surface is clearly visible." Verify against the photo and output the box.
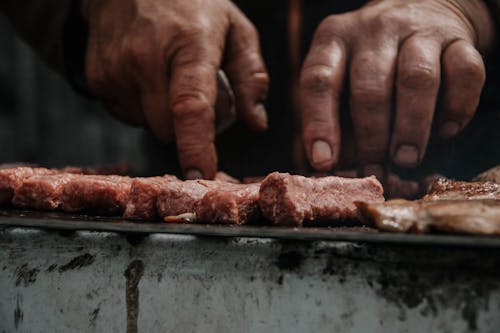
[1,224,500,333]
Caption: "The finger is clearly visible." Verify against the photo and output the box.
[224,11,270,131]
[439,40,485,139]
[86,37,146,126]
[300,20,347,171]
[115,36,173,140]
[391,37,441,168]
[169,41,221,180]
[349,42,398,174]
[140,74,174,143]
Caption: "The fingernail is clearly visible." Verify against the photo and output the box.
[185,169,203,180]
[312,140,333,165]
[440,121,460,139]
[394,144,419,167]
[253,103,268,129]
[363,164,384,181]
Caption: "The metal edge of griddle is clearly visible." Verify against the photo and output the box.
[1,211,500,248]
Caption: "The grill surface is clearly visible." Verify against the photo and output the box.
[1,209,500,248]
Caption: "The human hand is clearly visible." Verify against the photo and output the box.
[300,0,495,175]
[82,0,269,179]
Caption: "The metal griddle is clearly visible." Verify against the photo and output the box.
[2,209,500,248]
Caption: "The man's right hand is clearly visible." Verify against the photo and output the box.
[82,0,269,179]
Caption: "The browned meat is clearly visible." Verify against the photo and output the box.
[473,166,500,183]
[157,180,220,218]
[12,173,78,210]
[259,172,384,225]
[123,175,179,220]
[61,175,133,215]
[356,199,500,235]
[424,178,500,201]
[196,183,261,224]
[0,167,55,206]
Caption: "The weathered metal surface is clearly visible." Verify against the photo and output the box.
[1,224,500,333]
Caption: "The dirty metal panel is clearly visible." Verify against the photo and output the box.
[1,227,500,333]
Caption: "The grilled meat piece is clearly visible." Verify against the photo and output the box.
[61,175,133,215]
[356,199,500,235]
[12,173,78,210]
[157,180,261,224]
[157,180,221,218]
[123,175,179,221]
[473,166,500,184]
[424,178,500,201]
[0,167,55,205]
[259,172,384,226]
[196,183,261,225]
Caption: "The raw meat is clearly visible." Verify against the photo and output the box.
[156,180,225,218]
[123,175,179,220]
[12,173,77,210]
[196,183,261,224]
[61,175,132,215]
[0,167,55,206]
[259,172,384,225]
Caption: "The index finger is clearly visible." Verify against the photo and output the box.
[169,42,221,180]
[300,22,347,171]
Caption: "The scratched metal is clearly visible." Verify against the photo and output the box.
[1,226,500,333]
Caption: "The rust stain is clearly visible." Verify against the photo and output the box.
[46,264,58,272]
[124,260,144,333]
[58,253,95,273]
[14,264,39,287]
[14,295,23,330]
[89,306,100,327]
[276,251,304,271]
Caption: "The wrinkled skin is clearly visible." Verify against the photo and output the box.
[82,0,269,180]
[300,0,496,195]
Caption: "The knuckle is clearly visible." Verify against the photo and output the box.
[371,10,403,29]
[357,145,386,161]
[303,121,333,141]
[399,64,439,90]
[300,65,336,95]
[121,37,157,70]
[350,82,389,109]
[456,56,485,84]
[445,99,476,119]
[170,94,213,121]
[314,15,348,44]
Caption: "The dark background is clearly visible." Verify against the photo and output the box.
[0,1,499,180]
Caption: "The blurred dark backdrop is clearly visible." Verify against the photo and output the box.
[0,1,499,180]
[0,14,147,172]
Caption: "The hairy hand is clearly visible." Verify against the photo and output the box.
[300,0,495,176]
[82,0,269,179]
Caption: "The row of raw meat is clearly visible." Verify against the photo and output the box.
[0,166,385,225]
